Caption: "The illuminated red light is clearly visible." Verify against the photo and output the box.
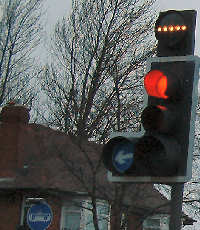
[144,70,168,99]
[157,105,167,111]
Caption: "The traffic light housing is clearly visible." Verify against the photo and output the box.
[102,56,199,183]
[155,10,196,56]
[141,56,199,182]
[102,10,199,183]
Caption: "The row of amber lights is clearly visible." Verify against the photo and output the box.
[157,25,187,32]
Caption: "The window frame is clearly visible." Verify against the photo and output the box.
[60,199,110,230]
[82,200,110,230]
[60,199,83,230]
[143,214,170,230]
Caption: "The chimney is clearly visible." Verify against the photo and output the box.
[0,102,30,124]
[0,102,30,178]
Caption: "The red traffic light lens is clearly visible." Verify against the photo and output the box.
[144,70,168,99]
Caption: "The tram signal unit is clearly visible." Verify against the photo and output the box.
[102,10,199,183]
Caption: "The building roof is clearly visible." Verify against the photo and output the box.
[0,104,195,225]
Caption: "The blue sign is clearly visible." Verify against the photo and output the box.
[112,141,134,173]
[27,203,53,230]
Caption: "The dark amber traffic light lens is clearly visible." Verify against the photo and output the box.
[141,105,164,131]
[144,70,168,99]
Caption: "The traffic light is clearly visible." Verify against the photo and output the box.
[102,56,199,183]
[155,10,196,56]
[102,10,199,183]
[140,56,199,182]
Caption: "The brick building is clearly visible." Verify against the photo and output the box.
[0,104,195,230]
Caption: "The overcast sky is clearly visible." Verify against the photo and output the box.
[46,0,200,54]
[45,1,200,229]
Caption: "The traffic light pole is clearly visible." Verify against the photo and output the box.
[169,183,184,230]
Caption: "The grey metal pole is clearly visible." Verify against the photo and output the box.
[169,183,184,230]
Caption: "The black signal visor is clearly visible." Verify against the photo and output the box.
[155,10,187,48]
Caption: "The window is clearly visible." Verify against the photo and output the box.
[61,201,82,230]
[143,215,169,230]
[143,217,161,230]
[60,199,110,230]
[82,201,109,230]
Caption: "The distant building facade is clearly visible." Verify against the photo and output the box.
[0,104,195,230]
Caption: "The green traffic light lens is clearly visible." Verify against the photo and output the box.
[135,135,179,176]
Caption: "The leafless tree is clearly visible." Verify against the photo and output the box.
[37,0,160,229]
[39,0,157,141]
[0,0,44,108]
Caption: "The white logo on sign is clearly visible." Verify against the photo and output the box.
[28,212,51,222]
